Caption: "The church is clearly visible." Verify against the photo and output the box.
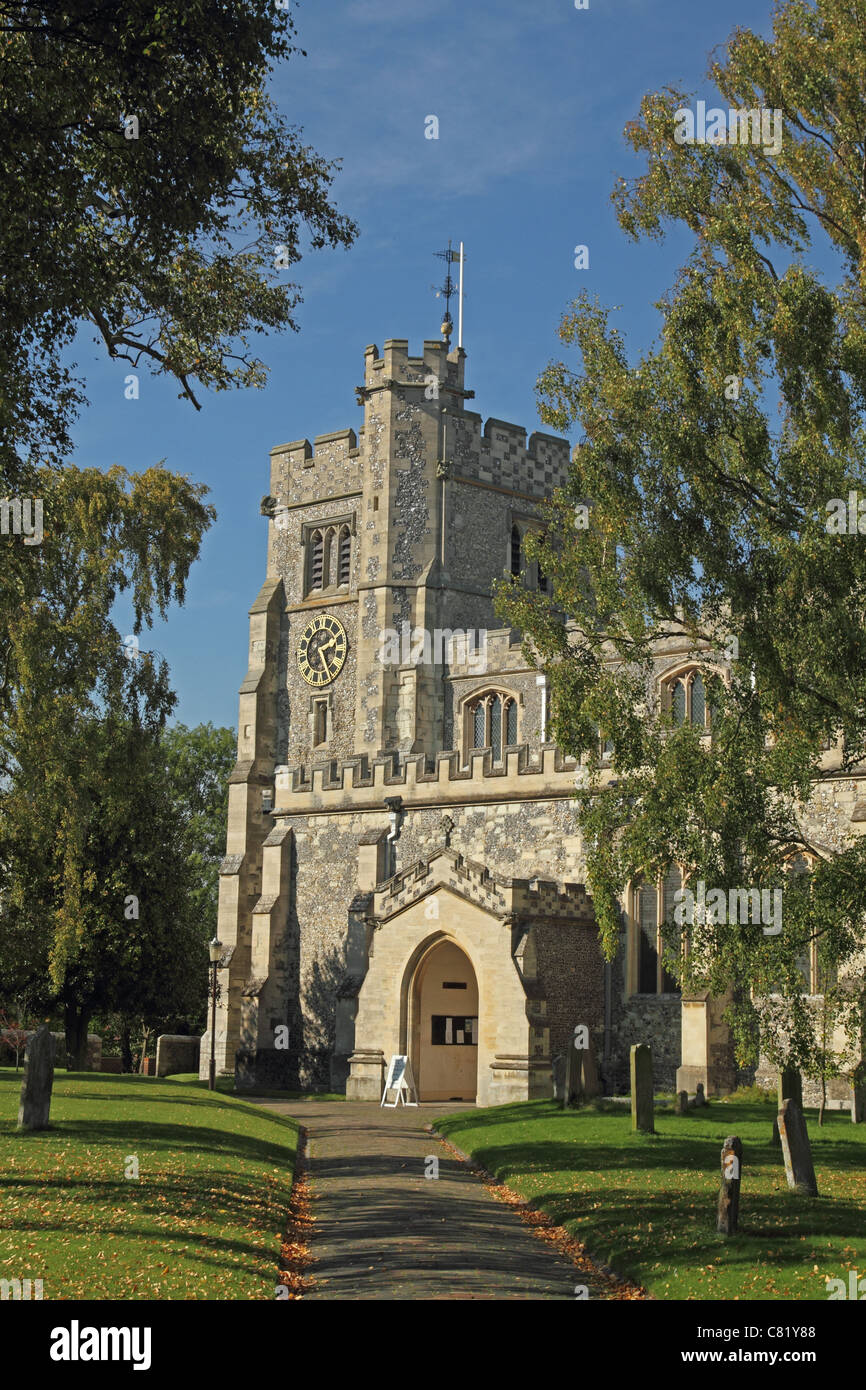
[200,320,865,1109]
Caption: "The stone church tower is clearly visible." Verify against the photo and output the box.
[200,331,866,1111]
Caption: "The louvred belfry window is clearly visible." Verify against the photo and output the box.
[338,526,351,586]
[323,527,335,587]
[510,525,522,577]
[309,531,324,590]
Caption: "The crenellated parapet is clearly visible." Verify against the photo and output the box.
[362,338,468,398]
[267,428,362,513]
[272,742,580,813]
[450,412,570,497]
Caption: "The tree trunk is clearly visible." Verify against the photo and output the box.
[64,1003,90,1071]
[120,1024,133,1074]
[139,1025,152,1075]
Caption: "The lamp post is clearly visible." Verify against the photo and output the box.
[208,936,223,1092]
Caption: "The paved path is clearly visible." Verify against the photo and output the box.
[250,1099,597,1301]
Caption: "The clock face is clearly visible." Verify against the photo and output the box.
[297,613,348,687]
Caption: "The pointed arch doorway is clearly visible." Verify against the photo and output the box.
[409,937,478,1102]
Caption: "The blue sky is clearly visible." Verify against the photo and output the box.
[68,0,776,731]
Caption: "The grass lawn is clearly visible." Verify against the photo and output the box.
[434,1098,866,1300]
[0,1070,299,1300]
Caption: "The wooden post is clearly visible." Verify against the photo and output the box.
[717,1135,743,1235]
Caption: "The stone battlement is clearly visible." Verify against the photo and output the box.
[364,339,466,394]
[268,428,362,508]
[270,428,360,464]
[272,742,580,814]
[451,411,570,496]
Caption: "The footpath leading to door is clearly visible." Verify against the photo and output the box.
[250,1099,612,1301]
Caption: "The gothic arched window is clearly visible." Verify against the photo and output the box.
[489,695,502,753]
[505,698,518,746]
[309,530,324,591]
[466,691,519,763]
[691,672,706,726]
[304,515,355,596]
[338,526,351,586]
[537,534,548,593]
[323,527,336,588]
[630,867,683,997]
[779,851,835,994]
[510,525,522,577]
[472,701,485,749]
[663,668,714,730]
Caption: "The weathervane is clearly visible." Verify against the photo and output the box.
[432,240,465,347]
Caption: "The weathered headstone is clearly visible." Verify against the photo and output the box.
[579,1038,602,1100]
[675,1089,689,1116]
[17,1025,56,1131]
[717,1135,743,1235]
[156,1033,200,1078]
[630,1043,654,1133]
[777,1099,818,1196]
[692,1081,707,1108]
[565,1046,583,1107]
[772,1066,803,1145]
[552,1054,566,1104]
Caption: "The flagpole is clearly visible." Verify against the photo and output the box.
[458,241,464,348]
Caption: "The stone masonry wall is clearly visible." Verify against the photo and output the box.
[285,793,615,1089]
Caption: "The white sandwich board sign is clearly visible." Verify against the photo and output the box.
[381,1054,418,1107]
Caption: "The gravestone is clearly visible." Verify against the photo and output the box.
[777,1099,818,1196]
[561,1031,601,1108]
[564,1047,581,1107]
[675,1090,689,1116]
[552,1054,566,1104]
[692,1081,707,1108]
[17,1025,56,1131]
[717,1135,743,1235]
[630,1043,654,1133]
[156,1034,200,1078]
[772,1066,803,1145]
[579,1039,602,1100]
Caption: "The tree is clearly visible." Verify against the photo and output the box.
[0,0,357,487]
[0,3,353,1065]
[0,1,357,744]
[161,723,237,932]
[496,0,866,1081]
[0,464,215,1066]
[86,725,236,1071]
[0,1008,31,1069]
[0,710,208,1068]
